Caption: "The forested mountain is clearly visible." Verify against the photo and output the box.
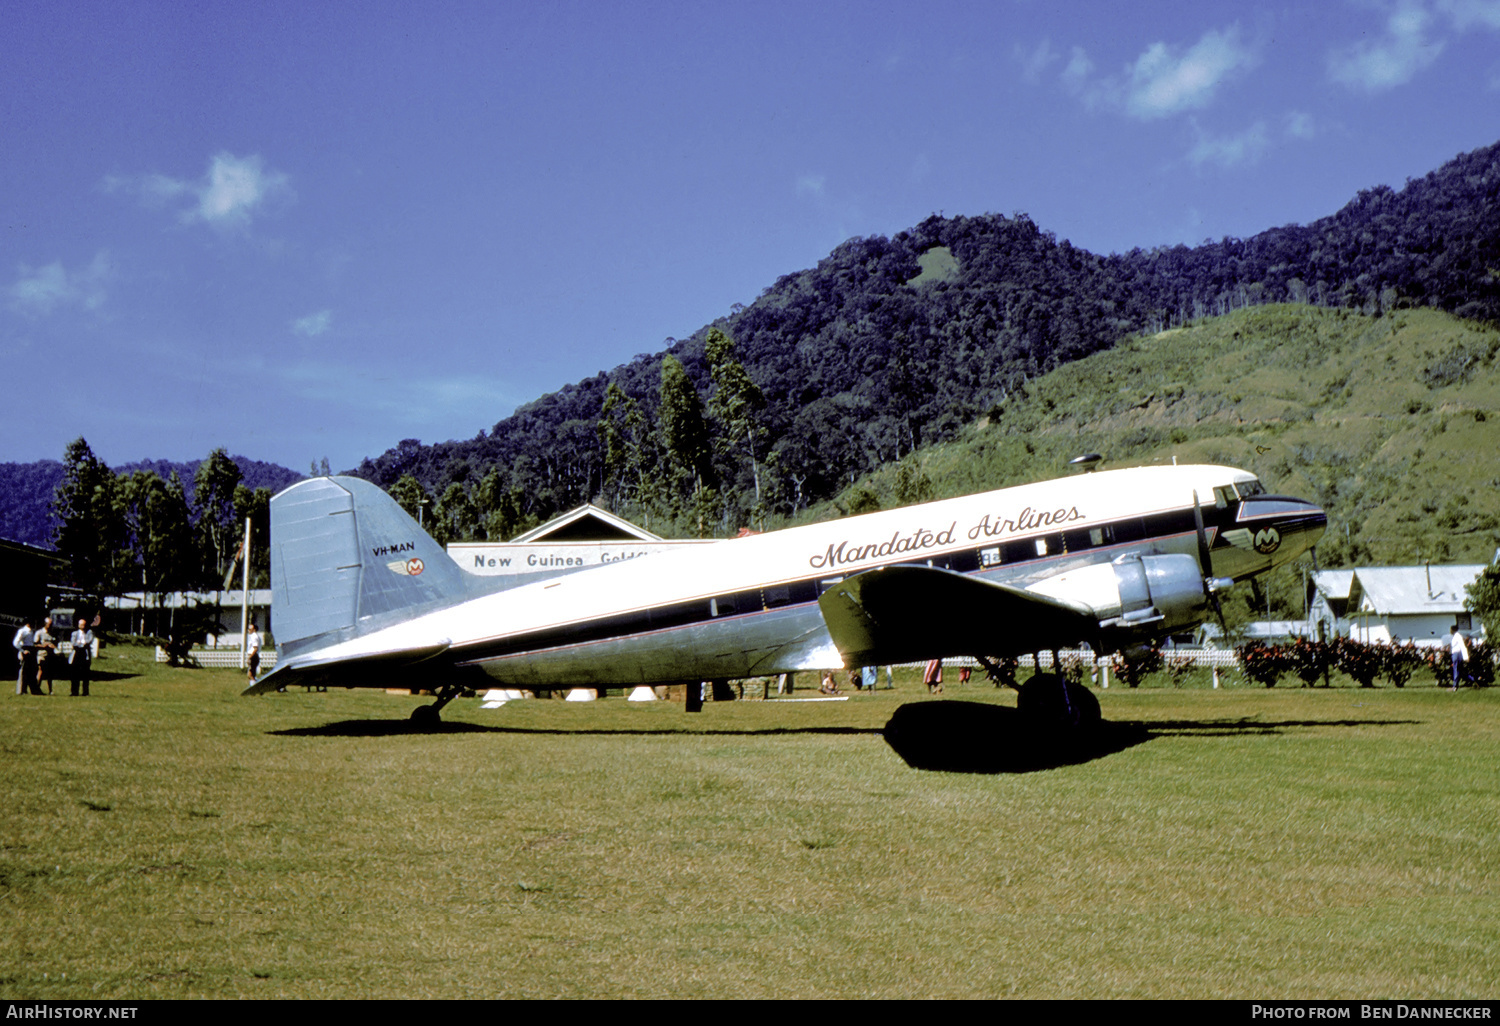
[352,139,1500,540]
[0,454,302,551]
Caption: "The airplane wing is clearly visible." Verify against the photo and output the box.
[816,565,1099,667]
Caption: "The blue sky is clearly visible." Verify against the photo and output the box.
[5,1,1499,475]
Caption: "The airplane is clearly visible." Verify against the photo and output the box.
[245,463,1326,732]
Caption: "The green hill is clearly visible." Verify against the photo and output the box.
[811,304,1500,610]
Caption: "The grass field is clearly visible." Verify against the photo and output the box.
[3,643,1499,999]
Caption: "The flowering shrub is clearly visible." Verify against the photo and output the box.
[1165,651,1197,688]
[1424,639,1497,687]
[1333,638,1383,688]
[1115,646,1163,688]
[1471,640,1495,687]
[1380,642,1424,688]
[1056,652,1089,688]
[1288,638,1330,688]
[1237,641,1289,688]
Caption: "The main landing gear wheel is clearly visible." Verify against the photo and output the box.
[1016,673,1101,733]
[409,683,467,728]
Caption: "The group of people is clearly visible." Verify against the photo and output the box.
[817,666,889,694]
[11,616,95,697]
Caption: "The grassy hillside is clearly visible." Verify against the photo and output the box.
[808,305,1500,612]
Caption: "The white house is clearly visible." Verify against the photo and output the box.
[1311,565,1485,646]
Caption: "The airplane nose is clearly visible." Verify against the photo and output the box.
[1238,495,1327,557]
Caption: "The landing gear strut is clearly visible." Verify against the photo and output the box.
[975,655,1101,734]
[410,683,467,728]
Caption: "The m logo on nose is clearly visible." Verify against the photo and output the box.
[1253,527,1281,555]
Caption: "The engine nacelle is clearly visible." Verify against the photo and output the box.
[1026,553,1208,637]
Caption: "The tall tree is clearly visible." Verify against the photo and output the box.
[431,482,477,546]
[118,470,195,633]
[232,484,273,588]
[659,355,713,495]
[51,437,126,602]
[194,448,243,588]
[389,474,432,529]
[704,327,767,506]
[1466,560,1500,645]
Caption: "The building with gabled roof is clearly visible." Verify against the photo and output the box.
[1311,565,1485,646]
[447,504,715,582]
[509,503,663,544]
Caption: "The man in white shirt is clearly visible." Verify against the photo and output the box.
[69,618,94,697]
[13,619,37,695]
[246,622,261,684]
[1450,625,1471,690]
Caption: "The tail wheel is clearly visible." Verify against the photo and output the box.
[1017,673,1101,732]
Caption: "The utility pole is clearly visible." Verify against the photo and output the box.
[239,517,251,671]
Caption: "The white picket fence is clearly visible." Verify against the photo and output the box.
[909,649,1242,670]
[155,646,278,669]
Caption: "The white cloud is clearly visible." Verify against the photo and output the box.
[7,252,112,318]
[1437,0,1500,31]
[1124,26,1257,120]
[1188,121,1270,168]
[1329,1,1443,92]
[292,310,333,337]
[1285,110,1316,140]
[795,174,826,198]
[1061,46,1094,95]
[107,152,291,228]
[1015,38,1059,85]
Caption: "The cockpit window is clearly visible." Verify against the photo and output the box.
[1213,486,1235,509]
[1236,479,1266,499]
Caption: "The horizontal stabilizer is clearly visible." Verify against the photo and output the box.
[817,565,1097,667]
[242,640,453,695]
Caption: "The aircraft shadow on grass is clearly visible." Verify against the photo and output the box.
[269,720,884,739]
[880,700,1422,774]
[267,704,1419,775]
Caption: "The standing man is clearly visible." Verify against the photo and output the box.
[13,618,37,695]
[246,620,261,684]
[1450,625,1470,691]
[34,617,56,695]
[69,617,94,697]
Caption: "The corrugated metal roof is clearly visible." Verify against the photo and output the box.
[1311,569,1356,599]
[510,503,663,543]
[1350,566,1486,615]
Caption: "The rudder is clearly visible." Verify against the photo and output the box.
[270,476,470,654]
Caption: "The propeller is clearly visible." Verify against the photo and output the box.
[1193,490,1232,636]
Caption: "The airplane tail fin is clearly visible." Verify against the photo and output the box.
[270,476,473,657]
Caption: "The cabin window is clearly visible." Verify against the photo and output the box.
[1034,538,1048,557]
[711,596,738,617]
[765,585,791,608]
[1002,540,1033,564]
[980,547,1001,567]
[817,577,844,595]
[1090,527,1107,547]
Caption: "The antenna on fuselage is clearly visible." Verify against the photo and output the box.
[1068,453,1103,474]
